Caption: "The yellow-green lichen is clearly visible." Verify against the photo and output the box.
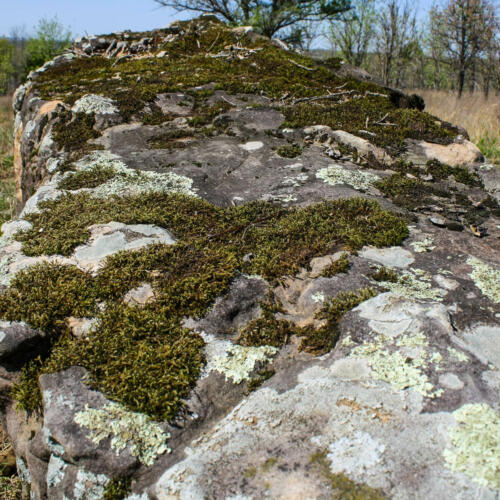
[74,402,170,466]
[467,256,500,303]
[316,165,380,192]
[443,403,500,489]
[410,236,436,253]
[376,268,445,301]
[447,347,469,363]
[350,332,444,398]
[210,344,278,384]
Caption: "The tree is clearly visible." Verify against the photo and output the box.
[25,17,72,74]
[430,0,498,97]
[153,0,352,39]
[328,0,377,68]
[376,0,418,87]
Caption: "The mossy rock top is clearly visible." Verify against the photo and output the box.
[2,15,500,500]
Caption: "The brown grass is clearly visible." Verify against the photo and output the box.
[414,89,500,163]
[0,95,15,224]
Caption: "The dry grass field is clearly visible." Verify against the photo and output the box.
[416,89,500,163]
[0,95,15,224]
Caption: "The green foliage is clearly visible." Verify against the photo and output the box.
[477,132,500,162]
[425,159,482,187]
[103,476,132,500]
[0,39,14,95]
[25,17,72,73]
[320,252,351,277]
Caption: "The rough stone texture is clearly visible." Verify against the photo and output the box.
[1,16,499,500]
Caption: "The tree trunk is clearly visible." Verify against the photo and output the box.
[458,68,466,98]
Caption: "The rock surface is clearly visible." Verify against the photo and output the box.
[1,15,499,500]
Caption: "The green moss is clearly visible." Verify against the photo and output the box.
[52,111,100,152]
[0,263,97,332]
[276,143,303,158]
[103,476,132,500]
[246,368,276,393]
[5,194,405,419]
[425,159,482,187]
[237,296,297,348]
[58,164,116,190]
[148,129,194,150]
[310,451,386,499]
[320,253,351,278]
[30,18,458,154]
[370,266,399,283]
[299,288,377,355]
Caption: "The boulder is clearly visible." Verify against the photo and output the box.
[1,15,499,500]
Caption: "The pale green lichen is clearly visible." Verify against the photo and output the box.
[377,268,445,301]
[316,165,379,192]
[210,344,278,384]
[74,402,170,466]
[447,347,469,363]
[467,256,500,303]
[73,468,109,500]
[67,151,197,198]
[72,94,119,115]
[350,332,443,398]
[410,236,436,253]
[443,403,500,489]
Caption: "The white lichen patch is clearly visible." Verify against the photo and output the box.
[72,94,119,115]
[349,332,443,398]
[71,151,197,198]
[210,343,278,384]
[316,165,379,191]
[443,403,500,489]
[73,468,109,500]
[410,236,436,253]
[378,269,446,301]
[311,291,325,303]
[74,402,170,466]
[467,256,500,303]
[327,431,385,475]
[447,347,469,363]
[47,455,67,488]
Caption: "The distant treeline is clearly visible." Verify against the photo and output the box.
[0,18,72,95]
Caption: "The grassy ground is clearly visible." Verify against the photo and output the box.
[0,95,15,225]
[415,89,500,163]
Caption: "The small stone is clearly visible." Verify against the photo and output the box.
[429,215,446,227]
[439,373,464,390]
[123,283,155,306]
[446,221,464,231]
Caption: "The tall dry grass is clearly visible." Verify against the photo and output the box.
[0,95,15,224]
[414,89,500,163]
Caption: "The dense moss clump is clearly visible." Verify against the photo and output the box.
[320,253,351,278]
[58,164,117,190]
[103,476,132,500]
[299,288,377,354]
[52,111,100,152]
[148,129,194,150]
[425,160,482,187]
[276,143,303,158]
[4,193,406,418]
[370,266,399,283]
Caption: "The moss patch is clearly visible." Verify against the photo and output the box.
[58,164,116,190]
[31,18,459,155]
[103,476,132,500]
[4,194,406,419]
[320,253,351,278]
[299,288,377,355]
[276,143,303,158]
[52,111,100,152]
[310,451,386,499]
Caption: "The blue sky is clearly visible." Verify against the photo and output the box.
[1,0,434,39]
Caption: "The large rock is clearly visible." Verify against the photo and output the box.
[2,15,499,500]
